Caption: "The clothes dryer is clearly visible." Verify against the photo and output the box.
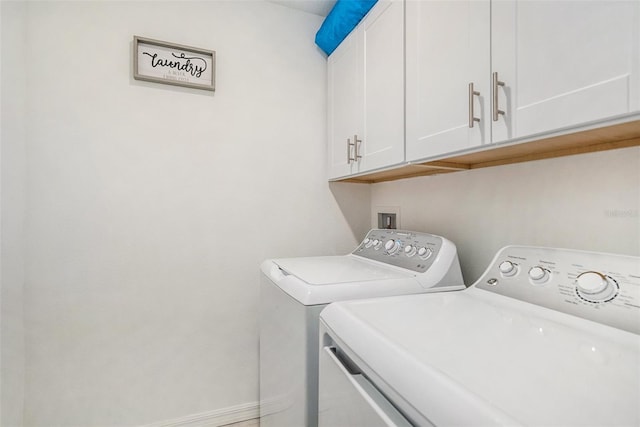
[259,229,465,427]
[319,246,640,426]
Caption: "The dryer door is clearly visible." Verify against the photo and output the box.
[318,346,416,427]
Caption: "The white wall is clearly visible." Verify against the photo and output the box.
[12,2,638,426]
[1,1,27,425]
[372,146,640,285]
[18,1,370,426]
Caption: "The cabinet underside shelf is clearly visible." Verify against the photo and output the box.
[337,119,640,184]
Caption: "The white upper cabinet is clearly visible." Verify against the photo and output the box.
[406,0,640,162]
[328,32,361,179]
[359,0,405,172]
[492,0,640,143]
[327,0,404,179]
[406,0,491,161]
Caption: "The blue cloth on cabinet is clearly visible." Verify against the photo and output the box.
[315,0,379,56]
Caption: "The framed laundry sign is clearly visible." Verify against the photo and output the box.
[133,36,215,91]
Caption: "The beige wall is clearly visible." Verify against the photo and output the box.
[371,146,640,285]
[1,1,27,426]
[16,1,370,425]
[8,2,638,426]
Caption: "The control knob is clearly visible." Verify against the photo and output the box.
[384,239,401,255]
[528,266,550,284]
[417,247,433,260]
[404,244,417,257]
[575,271,617,303]
[498,261,518,277]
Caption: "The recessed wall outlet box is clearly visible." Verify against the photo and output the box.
[378,213,397,229]
[372,206,401,230]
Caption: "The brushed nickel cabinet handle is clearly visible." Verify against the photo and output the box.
[468,82,480,128]
[354,134,362,160]
[492,72,505,122]
[347,138,355,164]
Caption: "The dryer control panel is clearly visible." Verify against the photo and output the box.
[352,229,444,273]
[476,246,640,334]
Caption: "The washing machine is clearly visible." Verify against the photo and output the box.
[318,245,640,426]
[259,229,465,427]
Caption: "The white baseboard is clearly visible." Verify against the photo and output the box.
[141,402,259,427]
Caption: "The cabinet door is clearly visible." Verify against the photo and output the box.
[406,0,491,161]
[358,0,405,172]
[492,0,640,143]
[328,31,362,179]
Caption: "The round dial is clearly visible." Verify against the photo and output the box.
[372,239,382,249]
[384,239,401,255]
[528,266,550,284]
[404,245,417,257]
[499,261,518,277]
[417,247,433,260]
[575,271,618,303]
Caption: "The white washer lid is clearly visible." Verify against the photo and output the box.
[262,256,430,305]
[273,255,412,285]
[321,289,640,426]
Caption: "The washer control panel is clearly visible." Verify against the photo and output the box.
[353,229,443,273]
[476,246,640,334]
